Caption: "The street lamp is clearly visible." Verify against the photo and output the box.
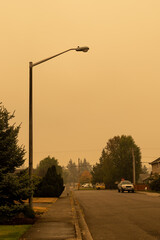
[29,46,89,208]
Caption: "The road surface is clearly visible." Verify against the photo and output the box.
[74,190,160,240]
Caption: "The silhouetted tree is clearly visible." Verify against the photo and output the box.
[91,163,103,184]
[35,155,62,177]
[0,104,32,219]
[35,165,64,197]
[78,158,92,175]
[92,135,142,188]
[0,104,25,178]
[67,159,78,184]
[141,165,149,174]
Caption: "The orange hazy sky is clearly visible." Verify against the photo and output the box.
[1,1,160,169]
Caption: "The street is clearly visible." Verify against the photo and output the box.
[74,190,160,240]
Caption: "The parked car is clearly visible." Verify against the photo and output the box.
[118,180,134,193]
[81,183,93,188]
[95,183,105,190]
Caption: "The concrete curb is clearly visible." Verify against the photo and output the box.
[71,192,93,240]
[70,192,82,240]
[137,191,160,197]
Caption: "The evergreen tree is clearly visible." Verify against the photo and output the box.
[79,158,92,175]
[0,104,25,178]
[141,165,149,174]
[91,150,106,185]
[35,165,64,197]
[0,169,31,206]
[61,166,69,184]
[0,104,32,219]
[67,159,78,184]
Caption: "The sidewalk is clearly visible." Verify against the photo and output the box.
[20,190,77,240]
[137,191,160,197]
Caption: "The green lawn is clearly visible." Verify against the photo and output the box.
[0,225,31,240]
[79,187,94,190]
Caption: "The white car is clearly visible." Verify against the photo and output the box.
[81,183,93,188]
[118,180,134,193]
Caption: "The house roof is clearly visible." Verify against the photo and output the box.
[150,157,160,165]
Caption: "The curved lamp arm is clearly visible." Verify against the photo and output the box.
[31,46,89,67]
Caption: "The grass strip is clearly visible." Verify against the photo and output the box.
[23,197,58,203]
[0,225,31,240]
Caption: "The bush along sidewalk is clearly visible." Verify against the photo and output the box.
[149,176,160,192]
[34,165,64,197]
[0,204,36,225]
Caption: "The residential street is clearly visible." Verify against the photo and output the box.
[74,190,160,240]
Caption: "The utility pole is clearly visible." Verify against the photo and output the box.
[132,148,136,185]
[78,158,80,190]
[29,62,33,209]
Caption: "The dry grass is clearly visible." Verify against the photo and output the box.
[23,198,58,203]
[33,206,48,213]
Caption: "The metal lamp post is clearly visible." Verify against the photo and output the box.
[29,46,89,208]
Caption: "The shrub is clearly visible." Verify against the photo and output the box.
[0,204,35,224]
[34,165,64,197]
[149,176,160,192]
[0,204,24,223]
[0,170,32,206]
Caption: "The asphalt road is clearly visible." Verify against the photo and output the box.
[74,190,160,240]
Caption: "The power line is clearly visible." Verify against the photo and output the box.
[34,149,101,153]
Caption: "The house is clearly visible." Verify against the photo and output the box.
[150,157,160,175]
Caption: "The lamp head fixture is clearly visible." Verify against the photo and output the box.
[76,46,89,52]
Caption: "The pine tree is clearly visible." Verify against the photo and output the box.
[0,104,25,178]
[0,104,32,219]
[35,165,64,197]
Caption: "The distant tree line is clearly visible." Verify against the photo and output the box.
[64,158,92,185]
